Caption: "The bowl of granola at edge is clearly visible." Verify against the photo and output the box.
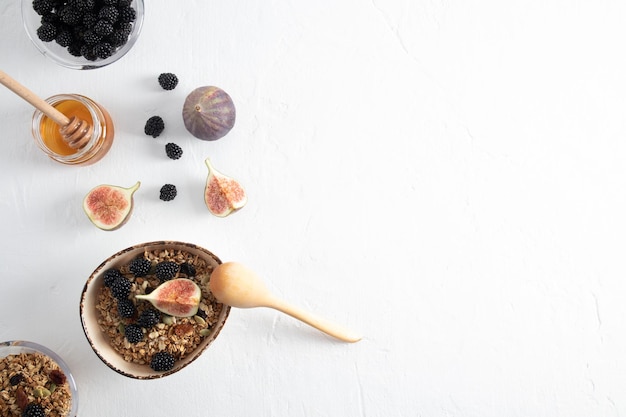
[80,241,230,379]
[0,340,78,417]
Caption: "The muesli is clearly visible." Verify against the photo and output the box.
[96,247,224,371]
[0,352,71,417]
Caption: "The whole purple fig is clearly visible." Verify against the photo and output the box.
[182,86,236,141]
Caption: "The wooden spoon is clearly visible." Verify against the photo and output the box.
[209,262,362,343]
[0,70,93,149]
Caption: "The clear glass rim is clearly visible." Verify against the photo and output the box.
[0,340,79,417]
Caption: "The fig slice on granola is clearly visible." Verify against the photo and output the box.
[135,278,201,317]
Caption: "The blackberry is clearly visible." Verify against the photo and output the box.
[80,44,97,60]
[82,11,98,27]
[144,116,164,138]
[179,262,196,277]
[129,257,151,277]
[150,351,175,372]
[155,261,179,281]
[94,19,114,36]
[41,13,61,24]
[75,0,95,11]
[107,29,128,47]
[33,0,54,15]
[22,403,45,417]
[158,73,178,90]
[60,7,83,26]
[195,308,207,319]
[55,29,74,47]
[68,42,83,56]
[98,5,119,22]
[165,143,183,160]
[118,0,132,6]
[82,29,101,45]
[9,373,23,386]
[36,22,57,42]
[159,184,177,201]
[124,324,144,343]
[110,276,131,299]
[117,298,136,318]
[137,309,160,328]
[116,22,133,36]
[117,6,136,23]
[103,268,122,287]
[102,0,118,5]
[93,42,113,59]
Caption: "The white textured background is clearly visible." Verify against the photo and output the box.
[1,0,626,416]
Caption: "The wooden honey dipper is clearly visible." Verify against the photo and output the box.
[0,70,93,150]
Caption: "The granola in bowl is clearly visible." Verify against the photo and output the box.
[0,341,77,417]
[80,241,230,379]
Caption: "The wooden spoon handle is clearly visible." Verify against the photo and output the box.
[267,298,362,343]
[0,70,70,126]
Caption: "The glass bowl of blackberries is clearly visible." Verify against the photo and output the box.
[21,0,144,70]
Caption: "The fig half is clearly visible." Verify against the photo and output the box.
[204,158,247,217]
[83,181,140,231]
[182,86,236,141]
[135,278,201,317]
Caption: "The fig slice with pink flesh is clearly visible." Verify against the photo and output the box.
[82,181,140,231]
[204,158,247,217]
[135,278,201,317]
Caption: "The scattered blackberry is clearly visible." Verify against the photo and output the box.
[159,184,177,201]
[165,143,182,160]
[98,5,119,22]
[117,298,136,318]
[110,276,131,299]
[103,268,122,287]
[179,262,196,277]
[124,323,144,343]
[158,73,178,90]
[9,373,23,386]
[155,261,179,281]
[22,403,45,417]
[144,116,164,138]
[150,351,175,372]
[195,308,207,319]
[36,22,57,42]
[137,309,160,328]
[93,42,113,59]
[129,257,151,277]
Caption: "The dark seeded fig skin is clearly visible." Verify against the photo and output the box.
[182,86,236,141]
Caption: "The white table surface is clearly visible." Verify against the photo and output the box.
[2,1,626,416]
